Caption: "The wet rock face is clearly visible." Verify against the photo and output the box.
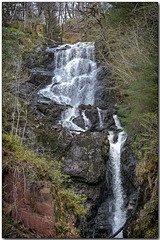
[72,115,85,129]
[91,202,112,238]
[79,104,115,131]
[72,181,106,218]
[94,68,108,108]
[23,50,55,69]
[27,112,109,216]
[21,99,110,216]
[60,131,109,217]
[29,71,53,86]
[121,136,138,196]
[36,103,67,124]
[62,132,108,184]
[14,46,56,104]
[13,75,53,100]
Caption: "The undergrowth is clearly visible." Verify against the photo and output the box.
[2,133,87,238]
[127,112,158,238]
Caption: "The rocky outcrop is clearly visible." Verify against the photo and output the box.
[13,89,110,217]
[23,46,55,69]
[60,131,109,217]
[10,47,55,104]
[31,114,110,215]
[121,136,138,214]
[3,172,57,238]
[73,115,85,129]
[7,44,137,238]
[90,202,112,238]
[62,132,107,183]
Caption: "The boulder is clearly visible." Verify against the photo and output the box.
[72,115,85,129]
[62,131,108,184]
[80,106,115,131]
[36,103,66,123]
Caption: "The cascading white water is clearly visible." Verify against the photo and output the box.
[97,107,103,128]
[108,115,127,238]
[38,42,98,132]
[38,41,127,238]
[82,110,92,130]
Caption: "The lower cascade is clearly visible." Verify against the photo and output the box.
[107,115,127,238]
[37,42,134,238]
[90,113,128,238]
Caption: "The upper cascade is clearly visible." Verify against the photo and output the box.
[38,42,98,107]
[38,42,100,132]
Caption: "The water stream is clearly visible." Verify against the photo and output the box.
[107,115,127,238]
[38,42,127,238]
[97,107,104,128]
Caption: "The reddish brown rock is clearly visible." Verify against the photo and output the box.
[3,172,57,238]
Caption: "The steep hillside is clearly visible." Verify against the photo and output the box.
[2,2,158,239]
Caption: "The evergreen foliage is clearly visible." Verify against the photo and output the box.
[106,2,138,24]
[94,2,158,135]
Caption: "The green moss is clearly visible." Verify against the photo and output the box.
[91,109,97,114]
[83,146,88,151]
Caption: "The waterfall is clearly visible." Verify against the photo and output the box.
[38,41,128,238]
[97,107,103,128]
[82,110,91,130]
[107,115,127,238]
[38,42,98,132]
[60,107,86,132]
